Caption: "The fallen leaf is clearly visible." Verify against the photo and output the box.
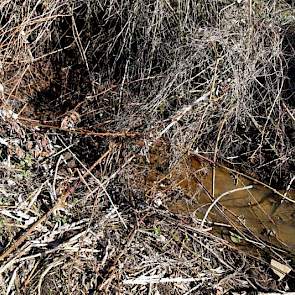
[271,259,292,281]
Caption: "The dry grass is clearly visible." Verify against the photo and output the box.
[0,0,295,294]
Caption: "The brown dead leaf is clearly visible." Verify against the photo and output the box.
[270,259,292,281]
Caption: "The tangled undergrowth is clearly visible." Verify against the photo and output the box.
[0,0,294,294]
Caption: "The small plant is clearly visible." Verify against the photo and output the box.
[229,231,243,244]
[18,153,33,178]
[153,225,161,236]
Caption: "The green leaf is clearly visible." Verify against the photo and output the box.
[153,226,161,236]
[229,232,243,244]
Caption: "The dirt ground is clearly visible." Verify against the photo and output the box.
[0,0,295,294]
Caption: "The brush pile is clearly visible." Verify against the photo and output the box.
[0,0,294,294]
